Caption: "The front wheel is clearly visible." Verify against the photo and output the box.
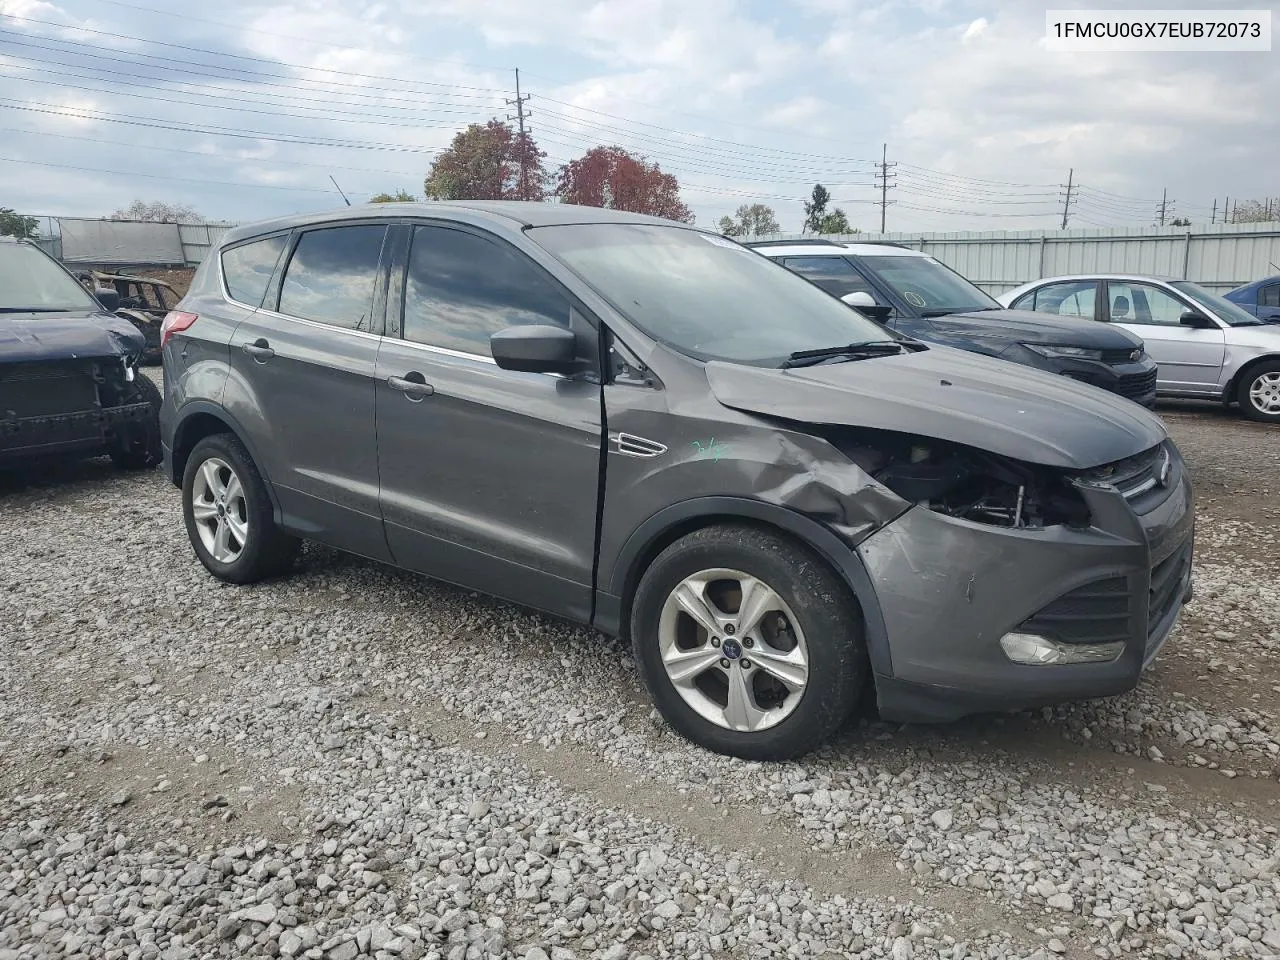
[630,524,866,761]
[181,433,299,584]
[1237,360,1280,423]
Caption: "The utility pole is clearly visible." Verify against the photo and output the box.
[1224,196,1230,223]
[874,143,897,232]
[1157,187,1168,226]
[1211,198,1217,224]
[506,68,533,201]
[1060,168,1074,229]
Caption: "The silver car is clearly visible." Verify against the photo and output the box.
[999,274,1280,423]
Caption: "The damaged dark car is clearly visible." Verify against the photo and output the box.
[1,238,161,470]
[160,202,1195,761]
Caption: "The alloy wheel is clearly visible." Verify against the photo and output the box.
[190,457,249,563]
[657,568,809,732]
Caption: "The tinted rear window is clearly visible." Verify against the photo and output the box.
[222,235,288,307]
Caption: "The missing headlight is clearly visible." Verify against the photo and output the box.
[827,429,1092,530]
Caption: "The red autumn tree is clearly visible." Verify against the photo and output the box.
[424,120,548,201]
[554,146,694,223]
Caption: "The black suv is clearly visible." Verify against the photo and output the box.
[752,239,1158,407]
[1,238,161,469]
[160,203,1193,760]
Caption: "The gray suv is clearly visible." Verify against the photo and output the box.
[160,202,1195,760]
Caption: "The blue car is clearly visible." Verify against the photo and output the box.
[1224,275,1280,322]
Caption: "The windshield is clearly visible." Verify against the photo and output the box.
[528,223,889,365]
[0,243,100,312]
[1170,280,1264,326]
[858,254,1001,314]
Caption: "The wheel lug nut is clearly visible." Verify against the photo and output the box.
[719,659,731,669]
[743,637,754,648]
[724,624,735,635]
[711,637,721,648]
[740,659,752,670]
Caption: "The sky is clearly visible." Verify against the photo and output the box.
[0,0,1276,234]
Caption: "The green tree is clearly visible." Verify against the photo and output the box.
[424,120,548,201]
[718,203,780,237]
[0,207,38,239]
[370,190,417,203]
[817,208,856,234]
[803,184,830,233]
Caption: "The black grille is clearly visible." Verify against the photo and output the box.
[1077,443,1167,502]
[1149,540,1191,640]
[1101,347,1142,364]
[0,362,99,419]
[1018,576,1131,645]
[1115,368,1157,400]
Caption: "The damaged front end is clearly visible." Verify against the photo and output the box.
[829,429,1093,531]
[0,355,154,465]
[814,426,1195,724]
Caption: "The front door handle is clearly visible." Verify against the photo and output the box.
[241,339,275,362]
[387,373,434,401]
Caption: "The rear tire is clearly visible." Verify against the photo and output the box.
[630,524,866,761]
[182,433,299,584]
[1237,359,1280,423]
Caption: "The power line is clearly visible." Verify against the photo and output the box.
[0,153,351,194]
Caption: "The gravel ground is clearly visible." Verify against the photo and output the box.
[1,389,1278,960]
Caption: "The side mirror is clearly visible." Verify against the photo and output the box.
[841,291,892,323]
[94,287,120,312]
[490,324,579,374]
[1179,309,1215,329]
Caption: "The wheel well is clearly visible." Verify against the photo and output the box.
[1224,354,1280,403]
[616,514,864,642]
[169,412,234,486]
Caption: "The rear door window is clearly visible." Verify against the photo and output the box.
[1260,284,1280,308]
[278,225,388,332]
[1026,280,1098,319]
[221,235,289,308]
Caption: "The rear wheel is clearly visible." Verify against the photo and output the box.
[631,524,866,760]
[182,433,299,583]
[1237,359,1280,423]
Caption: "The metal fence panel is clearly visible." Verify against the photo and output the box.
[758,224,1280,295]
[58,218,185,265]
[178,222,236,265]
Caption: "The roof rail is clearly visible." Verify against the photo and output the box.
[743,238,846,248]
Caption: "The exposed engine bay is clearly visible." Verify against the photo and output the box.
[826,428,1093,529]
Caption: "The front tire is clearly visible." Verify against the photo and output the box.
[1237,360,1280,423]
[181,433,299,584]
[109,374,162,470]
[630,524,866,761]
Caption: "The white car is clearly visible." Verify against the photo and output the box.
[999,274,1280,423]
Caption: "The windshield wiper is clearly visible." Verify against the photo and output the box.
[919,306,999,317]
[780,340,905,369]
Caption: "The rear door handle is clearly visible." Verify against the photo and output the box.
[241,339,275,362]
[387,374,434,401]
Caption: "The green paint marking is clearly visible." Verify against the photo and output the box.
[691,438,727,462]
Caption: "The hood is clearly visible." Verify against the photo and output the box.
[0,310,146,363]
[707,344,1166,470]
[935,308,1144,349]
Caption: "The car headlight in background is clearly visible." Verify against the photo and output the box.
[1024,344,1105,361]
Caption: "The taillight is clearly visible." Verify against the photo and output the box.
[160,310,198,348]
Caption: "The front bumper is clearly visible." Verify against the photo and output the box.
[861,451,1194,723]
[0,401,153,464]
[1054,357,1158,407]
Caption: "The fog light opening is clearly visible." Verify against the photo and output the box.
[1000,632,1125,665]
